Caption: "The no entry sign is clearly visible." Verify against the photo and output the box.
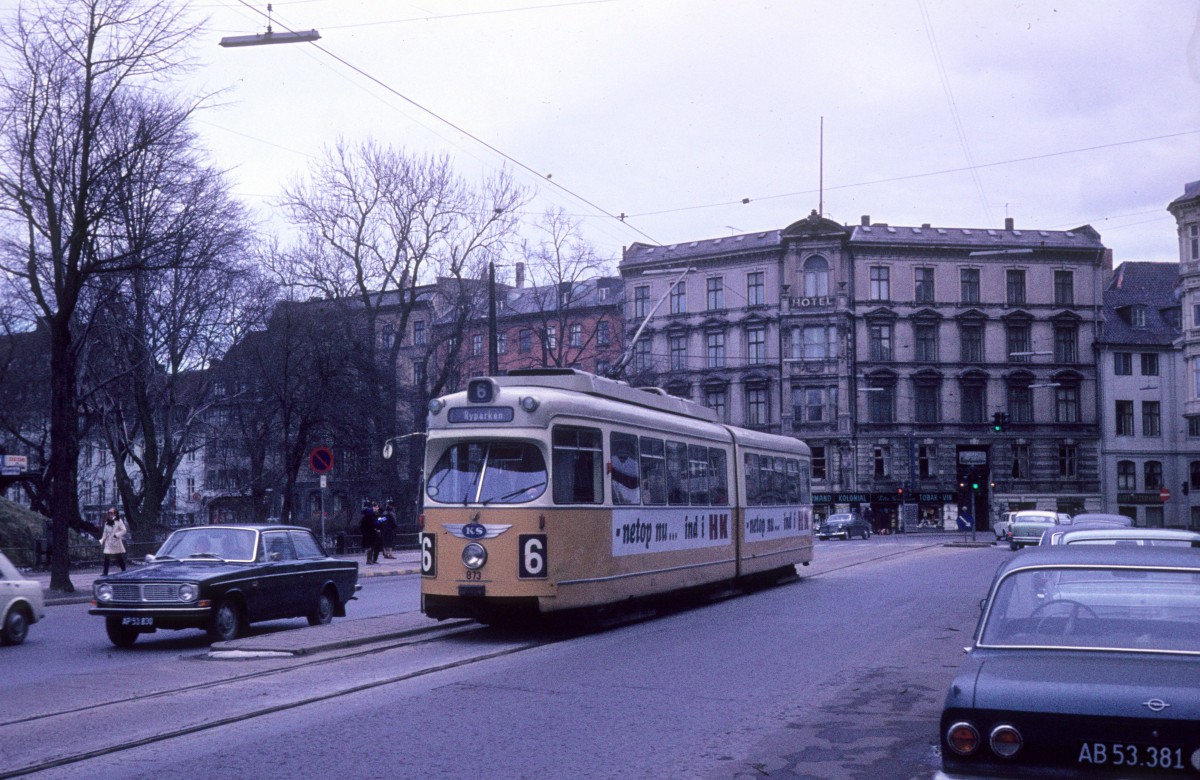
[309,446,334,474]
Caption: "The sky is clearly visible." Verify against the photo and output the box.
[43,1,1200,271]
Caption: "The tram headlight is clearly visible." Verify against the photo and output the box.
[519,396,540,412]
[461,542,487,570]
[428,398,445,415]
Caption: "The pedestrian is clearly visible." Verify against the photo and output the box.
[100,507,128,575]
[379,500,397,559]
[360,500,381,565]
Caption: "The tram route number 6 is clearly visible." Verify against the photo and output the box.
[519,534,548,579]
[420,533,436,577]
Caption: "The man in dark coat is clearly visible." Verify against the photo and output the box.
[360,500,381,564]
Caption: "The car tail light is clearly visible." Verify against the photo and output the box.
[990,724,1022,757]
[946,722,981,756]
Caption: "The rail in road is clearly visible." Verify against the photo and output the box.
[2,538,963,778]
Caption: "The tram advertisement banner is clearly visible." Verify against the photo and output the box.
[743,506,811,541]
[612,508,732,556]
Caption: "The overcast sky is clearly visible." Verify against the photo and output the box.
[56,1,1200,269]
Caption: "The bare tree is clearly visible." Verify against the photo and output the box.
[0,0,209,591]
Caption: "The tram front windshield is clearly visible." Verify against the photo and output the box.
[426,441,547,505]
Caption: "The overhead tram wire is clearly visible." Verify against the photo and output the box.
[226,0,663,248]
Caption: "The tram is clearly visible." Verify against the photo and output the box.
[418,369,813,622]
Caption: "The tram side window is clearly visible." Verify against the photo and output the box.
[745,453,761,506]
[708,449,729,505]
[688,444,710,505]
[610,432,641,505]
[552,426,603,504]
[639,437,667,505]
[782,456,801,504]
[758,456,776,505]
[798,463,812,504]
[666,441,689,505]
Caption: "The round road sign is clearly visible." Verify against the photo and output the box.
[309,446,334,474]
[1160,486,1171,503]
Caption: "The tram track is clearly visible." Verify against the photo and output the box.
[1,622,563,779]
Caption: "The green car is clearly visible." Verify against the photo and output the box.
[1006,510,1066,550]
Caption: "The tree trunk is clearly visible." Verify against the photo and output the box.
[47,319,79,592]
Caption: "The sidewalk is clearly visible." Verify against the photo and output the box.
[34,549,422,606]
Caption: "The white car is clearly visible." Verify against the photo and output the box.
[0,551,45,645]
[993,511,1017,540]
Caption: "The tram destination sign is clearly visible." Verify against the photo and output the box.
[447,406,515,424]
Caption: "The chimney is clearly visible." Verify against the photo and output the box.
[860,215,870,226]
[1005,217,1014,231]
[515,262,525,288]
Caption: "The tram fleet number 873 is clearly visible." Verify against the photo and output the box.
[418,369,813,623]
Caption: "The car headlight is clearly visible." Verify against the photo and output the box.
[178,583,199,603]
[461,542,487,570]
[95,583,113,602]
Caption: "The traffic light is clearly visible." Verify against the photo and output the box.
[992,411,1009,432]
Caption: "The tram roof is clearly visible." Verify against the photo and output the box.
[494,369,720,423]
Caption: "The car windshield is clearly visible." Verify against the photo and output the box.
[827,515,852,523]
[979,565,1200,654]
[426,440,547,505]
[157,528,258,562]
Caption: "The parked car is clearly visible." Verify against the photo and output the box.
[1067,512,1134,527]
[1042,525,1200,548]
[89,525,359,647]
[993,512,1017,541]
[938,546,1200,779]
[1005,510,1063,550]
[0,551,45,645]
[816,512,871,540]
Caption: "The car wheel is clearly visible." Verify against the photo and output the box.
[307,588,335,627]
[104,617,138,648]
[863,528,871,540]
[1009,541,1020,551]
[1,606,30,646]
[210,599,244,642]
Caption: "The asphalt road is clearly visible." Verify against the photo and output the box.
[10,536,1008,780]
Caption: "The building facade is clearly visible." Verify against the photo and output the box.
[1168,179,1200,527]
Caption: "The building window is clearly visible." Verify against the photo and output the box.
[796,325,836,360]
[382,323,395,348]
[811,445,827,480]
[1144,460,1163,490]
[413,361,425,386]
[1055,385,1080,423]
[1011,444,1030,479]
[873,446,891,478]
[545,325,557,351]
[746,386,769,426]
[1054,325,1077,364]
[1054,270,1074,305]
[1006,269,1026,306]
[961,382,985,423]
[1142,400,1161,436]
[1008,383,1031,424]
[1190,460,1200,491]
[1058,444,1078,479]
[634,340,651,371]
[959,323,983,362]
[471,334,483,356]
[914,322,938,362]
[915,382,940,423]
[669,281,686,314]
[519,329,532,353]
[496,333,507,354]
[706,332,725,368]
[1006,324,1031,362]
[867,385,894,423]
[803,255,829,297]
[704,387,727,420]
[1115,400,1134,435]
[596,320,610,346]
[869,266,890,301]
[746,326,767,365]
[914,267,935,303]
[633,285,650,319]
[1117,460,1136,490]
[596,359,610,376]
[794,386,836,424]
[1191,224,1199,260]
[1114,352,1132,375]
[1191,417,1200,437]
[747,272,765,306]
[569,323,583,347]
[413,320,426,345]
[960,268,980,304]
[1130,305,1147,327]
[706,277,724,310]
[669,334,688,371]
[868,323,893,361]
[918,444,936,479]
[1140,353,1159,376]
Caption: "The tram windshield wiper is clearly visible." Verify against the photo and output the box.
[481,481,546,505]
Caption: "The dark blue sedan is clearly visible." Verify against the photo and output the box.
[90,525,359,647]
[938,546,1200,778]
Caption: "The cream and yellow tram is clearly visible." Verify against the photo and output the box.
[419,369,813,622]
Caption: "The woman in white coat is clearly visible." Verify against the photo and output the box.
[100,507,128,575]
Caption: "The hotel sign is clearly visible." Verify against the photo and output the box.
[789,295,833,309]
